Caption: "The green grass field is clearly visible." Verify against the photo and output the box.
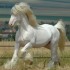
[0,41,70,70]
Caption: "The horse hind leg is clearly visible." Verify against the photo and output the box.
[51,41,59,62]
[47,38,60,69]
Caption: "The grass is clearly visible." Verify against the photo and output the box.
[0,41,70,70]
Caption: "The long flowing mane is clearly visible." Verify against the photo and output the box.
[11,2,38,27]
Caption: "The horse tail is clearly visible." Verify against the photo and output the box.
[55,20,67,51]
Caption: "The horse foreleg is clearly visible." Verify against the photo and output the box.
[20,42,33,64]
[4,42,19,69]
[11,42,19,63]
[20,42,32,53]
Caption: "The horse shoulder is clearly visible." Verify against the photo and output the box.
[15,30,25,42]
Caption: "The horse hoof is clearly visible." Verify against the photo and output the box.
[47,61,54,69]
[30,61,33,65]
[54,61,61,66]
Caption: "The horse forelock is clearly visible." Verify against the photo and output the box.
[11,3,30,16]
[19,2,30,8]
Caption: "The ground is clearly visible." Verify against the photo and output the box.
[0,41,70,70]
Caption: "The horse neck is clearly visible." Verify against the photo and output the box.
[18,16,37,34]
[19,16,29,30]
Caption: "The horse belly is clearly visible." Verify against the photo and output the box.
[35,29,51,47]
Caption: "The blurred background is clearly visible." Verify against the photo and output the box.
[0,0,70,41]
[0,1,70,70]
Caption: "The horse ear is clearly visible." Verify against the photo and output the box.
[24,7,38,27]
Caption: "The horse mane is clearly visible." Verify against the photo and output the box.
[11,2,38,27]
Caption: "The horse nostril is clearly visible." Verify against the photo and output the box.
[9,24,13,26]
[11,24,12,25]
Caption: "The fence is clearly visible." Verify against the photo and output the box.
[0,41,50,59]
[0,41,70,59]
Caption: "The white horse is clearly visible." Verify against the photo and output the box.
[4,2,66,69]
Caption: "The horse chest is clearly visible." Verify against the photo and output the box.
[16,30,34,44]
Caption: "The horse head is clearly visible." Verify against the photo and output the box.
[9,2,38,27]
